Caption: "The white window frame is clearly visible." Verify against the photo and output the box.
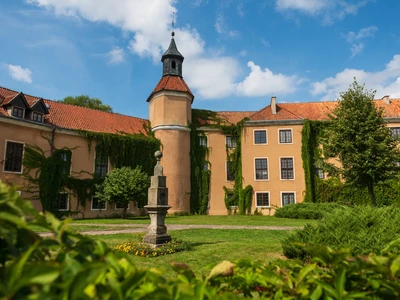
[59,150,72,176]
[315,168,325,179]
[115,202,130,210]
[255,191,270,208]
[253,129,268,145]
[254,157,269,181]
[3,140,25,174]
[278,128,293,144]
[281,191,296,207]
[390,127,400,139]
[199,135,208,147]
[94,151,109,177]
[91,196,107,211]
[279,156,295,180]
[226,136,236,148]
[57,192,69,211]
[16,191,22,196]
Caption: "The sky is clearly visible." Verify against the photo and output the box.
[1,0,400,119]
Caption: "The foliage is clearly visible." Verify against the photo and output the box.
[275,203,351,220]
[282,205,400,260]
[23,144,72,213]
[323,80,400,206]
[2,182,400,299]
[80,130,160,176]
[96,166,149,217]
[115,233,192,257]
[59,95,113,112]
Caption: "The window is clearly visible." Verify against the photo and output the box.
[95,153,108,177]
[199,136,208,147]
[281,158,294,179]
[255,158,268,180]
[279,129,292,144]
[256,192,270,207]
[315,168,325,179]
[4,141,24,173]
[91,197,106,210]
[12,106,24,118]
[254,130,267,144]
[32,112,43,123]
[171,61,176,69]
[115,202,130,210]
[56,193,68,210]
[204,162,209,171]
[226,161,235,181]
[226,136,236,148]
[58,150,71,175]
[391,127,400,140]
[282,193,295,206]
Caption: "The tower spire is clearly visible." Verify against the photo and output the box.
[172,12,175,37]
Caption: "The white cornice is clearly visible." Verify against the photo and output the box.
[152,125,191,132]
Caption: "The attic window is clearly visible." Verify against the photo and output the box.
[12,106,24,119]
[32,112,43,123]
[171,61,176,69]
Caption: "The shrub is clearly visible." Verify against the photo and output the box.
[274,202,350,219]
[282,205,400,259]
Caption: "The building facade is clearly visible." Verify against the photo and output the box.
[2,36,400,217]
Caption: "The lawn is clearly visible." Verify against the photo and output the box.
[97,228,289,279]
[70,215,315,227]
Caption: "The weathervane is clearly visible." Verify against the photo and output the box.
[172,12,175,37]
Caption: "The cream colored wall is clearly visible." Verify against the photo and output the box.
[206,131,234,215]
[149,93,192,128]
[0,120,140,218]
[241,124,305,214]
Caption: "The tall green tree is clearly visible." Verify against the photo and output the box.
[323,80,400,206]
[96,166,149,218]
[59,95,112,112]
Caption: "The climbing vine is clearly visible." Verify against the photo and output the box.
[190,109,252,215]
[79,131,161,176]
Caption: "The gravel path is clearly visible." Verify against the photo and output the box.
[38,224,301,237]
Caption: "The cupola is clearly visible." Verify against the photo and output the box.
[161,31,184,77]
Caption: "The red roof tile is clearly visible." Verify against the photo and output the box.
[0,86,148,135]
[249,99,400,122]
[147,75,194,102]
[216,111,256,125]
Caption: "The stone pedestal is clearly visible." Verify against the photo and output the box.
[143,151,171,247]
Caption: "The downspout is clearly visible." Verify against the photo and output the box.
[50,126,56,155]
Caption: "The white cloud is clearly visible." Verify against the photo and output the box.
[275,0,372,23]
[7,64,32,83]
[311,55,400,100]
[236,61,299,97]
[214,13,239,38]
[344,26,377,57]
[107,47,124,64]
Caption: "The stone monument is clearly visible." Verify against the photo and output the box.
[143,150,171,247]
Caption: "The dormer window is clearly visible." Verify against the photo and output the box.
[12,106,24,118]
[32,112,43,123]
[171,61,176,69]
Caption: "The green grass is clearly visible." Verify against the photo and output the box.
[70,215,315,226]
[98,229,289,279]
[28,224,139,233]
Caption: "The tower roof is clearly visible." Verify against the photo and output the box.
[146,75,194,103]
[161,34,184,62]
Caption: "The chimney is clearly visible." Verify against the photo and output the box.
[382,95,390,105]
[271,96,277,115]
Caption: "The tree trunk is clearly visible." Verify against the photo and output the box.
[367,183,377,207]
[122,204,127,219]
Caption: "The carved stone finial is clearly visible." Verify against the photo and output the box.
[154,151,163,176]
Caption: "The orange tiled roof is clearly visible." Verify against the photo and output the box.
[249,99,400,122]
[0,86,148,135]
[216,111,256,124]
[147,75,194,102]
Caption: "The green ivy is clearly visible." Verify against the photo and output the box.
[189,109,252,215]
[79,130,161,176]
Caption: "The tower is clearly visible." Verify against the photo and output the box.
[147,28,194,213]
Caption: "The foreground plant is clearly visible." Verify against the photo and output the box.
[1,180,400,299]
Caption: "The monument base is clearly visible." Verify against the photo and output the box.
[143,233,171,248]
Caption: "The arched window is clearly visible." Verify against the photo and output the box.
[171,61,176,69]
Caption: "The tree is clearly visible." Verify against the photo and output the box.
[323,80,400,206]
[96,166,149,218]
[59,95,112,112]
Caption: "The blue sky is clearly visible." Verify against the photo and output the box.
[1,0,400,119]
